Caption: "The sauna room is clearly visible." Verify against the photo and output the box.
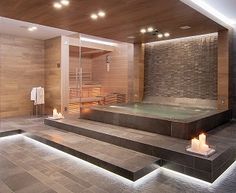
[65,35,131,114]
[69,46,126,113]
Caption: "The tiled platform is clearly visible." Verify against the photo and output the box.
[1,133,236,193]
[45,118,235,183]
[0,119,160,181]
[80,105,231,139]
[0,129,21,138]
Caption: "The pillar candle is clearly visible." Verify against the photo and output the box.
[201,144,210,152]
[58,113,63,119]
[191,138,200,152]
[199,133,206,147]
[53,108,58,118]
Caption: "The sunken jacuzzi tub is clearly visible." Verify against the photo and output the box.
[80,103,231,140]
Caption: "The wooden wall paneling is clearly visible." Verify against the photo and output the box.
[133,43,145,102]
[127,43,135,102]
[44,37,61,114]
[0,33,44,118]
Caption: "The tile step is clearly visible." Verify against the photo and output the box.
[44,118,235,183]
[21,129,160,181]
[0,129,21,137]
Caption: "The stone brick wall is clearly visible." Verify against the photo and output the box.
[144,33,218,100]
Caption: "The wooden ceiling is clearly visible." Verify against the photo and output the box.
[0,0,225,43]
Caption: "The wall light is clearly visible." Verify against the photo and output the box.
[80,37,117,46]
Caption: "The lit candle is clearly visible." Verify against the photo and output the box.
[199,133,206,148]
[58,113,63,119]
[191,138,200,152]
[201,144,210,152]
[53,108,58,118]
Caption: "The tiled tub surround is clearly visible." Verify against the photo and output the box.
[44,118,235,183]
[144,33,218,108]
[80,104,231,140]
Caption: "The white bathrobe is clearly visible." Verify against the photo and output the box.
[36,87,45,105]
[31,87,45,105]
[31,88,37,102]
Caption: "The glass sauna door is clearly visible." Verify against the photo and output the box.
[68,43,82,115]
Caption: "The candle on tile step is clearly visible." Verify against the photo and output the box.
[201,144,210,152]
[199,133,206,145]
[191,138,200,151]
[53,108,58,118]
[58,113,63,119]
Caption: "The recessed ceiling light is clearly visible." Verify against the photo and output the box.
[140,29,146,34]
[164,32,170,37]
[53,2,62,9]
[91,14,98,20]
[98,11,106,17]
[157,33,163,38]
[180,26,191,30]
[28,26,38,32]
[147,27,154,32]
[60,0,70,6]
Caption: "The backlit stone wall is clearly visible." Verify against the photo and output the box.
[144,33,218,100]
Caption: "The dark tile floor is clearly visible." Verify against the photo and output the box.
[0,117,236,193]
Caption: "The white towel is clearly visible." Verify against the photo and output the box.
[31,87,45,105]
[36,87,45,105]
[31,88,37,101]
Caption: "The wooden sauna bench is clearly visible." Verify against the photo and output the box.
[70,96,104,104]
[69,84,104,104]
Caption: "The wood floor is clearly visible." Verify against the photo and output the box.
[0,117,236,193]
